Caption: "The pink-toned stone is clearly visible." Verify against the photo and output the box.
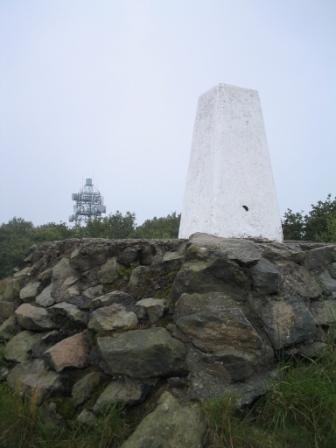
[45,331,89,372]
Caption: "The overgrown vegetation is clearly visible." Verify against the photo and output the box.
[0,385,129,448]
[205,345,336,448]
[283,194,336,242]
[1,345,336,447]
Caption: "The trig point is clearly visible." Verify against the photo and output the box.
[179,83,283,241]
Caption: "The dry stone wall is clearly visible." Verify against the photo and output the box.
[1,233,336,446]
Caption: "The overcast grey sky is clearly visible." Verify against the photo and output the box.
[0,0,335,225]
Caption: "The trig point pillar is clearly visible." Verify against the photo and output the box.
[179,83,283,241]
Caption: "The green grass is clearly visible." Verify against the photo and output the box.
[2,346,336,447]
[0,384,129,448]
[204,346,336,448]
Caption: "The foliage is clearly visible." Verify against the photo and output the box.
[0,218,34,279]
[205,346,336,448]
[283,194,336,242]
[132,212,180,239]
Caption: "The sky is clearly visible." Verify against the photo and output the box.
[0,0,335,226]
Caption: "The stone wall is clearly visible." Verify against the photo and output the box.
[1,233,336,446]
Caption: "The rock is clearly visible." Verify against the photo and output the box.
[19,281,41,301]
[45,332,89,372]
[72,371,103,406]
[189,233,263,264]
[91,291,136,310]
[70,243,108,272]
[15,303,54,331]
[305,246,336,272]
[318,270,336,297]
[49,302,88,328]
[97,327,186,378]
[0,301,17,321]
[83,285,104,299]
[278,261,322,299]
[4,330,44,363]
[175,292,273,380]
[135,298,168,323]
[128,263,179,300]
[250,259,281,295]
[36,284,55,307]
[310,300,336,325]
[88,304,138,332]
[252,297,316,350]
[93,379,144,414]
[0,316,18,341]
[98,258,119,284]
[52,257,73,281]
[287,342,327,358]
[172,258,249,298]
[186,348,231,400]
[328,262,336,279]
[7,359,62,404]
[51,257,79,301]
[13,266,32,282]
[121,391,205,448]
[118,247,139,266]
[77,409,97,426]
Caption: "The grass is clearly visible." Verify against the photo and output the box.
[204,345,336,448]
[0,384,129,448]
[2,345,336,447]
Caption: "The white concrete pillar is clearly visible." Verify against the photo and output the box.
[179,83,283,241]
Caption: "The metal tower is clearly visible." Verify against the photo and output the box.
[69,178,106,225]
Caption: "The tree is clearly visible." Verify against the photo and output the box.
[133,212,180,239]
[0,218,34,278]
[282,209,305,240]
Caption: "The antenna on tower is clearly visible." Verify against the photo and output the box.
[69,178,106,225]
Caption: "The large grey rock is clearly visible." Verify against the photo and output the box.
[97,327,186,378]
[7,359,62,404]
[4,330,44,362]
[72,371,103,406]
[121,391,205,448]
[19,281,41,302]
[175,292,273,379]
[88,304,137,332]
[45,331,89,372]
[93,380,144,414]
[189,233,263,264]
[135,298,168,323]
[15,303,54,331]
[252,296,316,349]
[250,259,281,295]
[36,284,55,307]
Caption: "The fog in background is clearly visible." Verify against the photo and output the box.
[1,0,335,225]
